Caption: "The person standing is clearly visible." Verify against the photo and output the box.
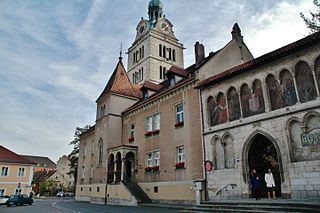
[250,169,261,200]
[265,168,276,200]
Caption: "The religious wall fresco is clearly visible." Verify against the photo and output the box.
[227,87,241,121]
[252,80,265,114]
[217,93,228,124]
[280,70,297,107]
[288,113,320,162]
[295,61,317,103]
[267,75,283,110]
[240,84,252,118]
[207,96,217,126]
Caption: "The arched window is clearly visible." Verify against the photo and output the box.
[159,44,162,57]
[163,46,166,58]
[133,53,136,64]
[160,66,163,79]
[132,73,135,84]
[138,69,141,82]
[295,61,317,103]
[168,48,172,60]
[172,49,176,62]
[266,75,283,110]
[139,48,142,59]
[163,67,166,79]
[98,139,103,166]
[142,46,144,58]
[227,87,241,121]
[315,56,320,89]
[141,67,143,81]
[279,69,297,107]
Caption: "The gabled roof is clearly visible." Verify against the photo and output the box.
[33,170,56,182]
[0,145,36,165]
[141,81,162,92]
[96,59,142,102]
[166,65,189,78]
[21,155,56,168]
[195,31,320,89]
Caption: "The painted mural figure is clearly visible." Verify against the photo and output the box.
[281,71,297,106]
[228,88,241,121]
[208,97,219,126]
[295,61,317,103]
[217,93,228,124]
[252,80,265,114]
[267,76,283,110]
[241,85,252,117]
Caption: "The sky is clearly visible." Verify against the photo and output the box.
[0,0,316,162]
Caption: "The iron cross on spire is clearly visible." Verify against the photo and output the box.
[119,43,123,61]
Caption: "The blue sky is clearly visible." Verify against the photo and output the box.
[0,0,315,162]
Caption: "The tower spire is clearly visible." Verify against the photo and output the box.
[148,0,163,28]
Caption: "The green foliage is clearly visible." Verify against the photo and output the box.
[300,0,320,33]
[67,125,91,184]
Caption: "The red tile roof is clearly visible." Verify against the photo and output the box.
[166,65,189,78]
[0,145,36,165]
[141,81,162,92]
[195,31,320,89]
[96,59,143,102]
[21,155,56,168]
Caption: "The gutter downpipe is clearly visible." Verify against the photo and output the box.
[199,87,208,201]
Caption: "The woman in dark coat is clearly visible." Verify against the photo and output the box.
[250,169,261,200]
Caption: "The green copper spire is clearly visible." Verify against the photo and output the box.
[148,0,163,28]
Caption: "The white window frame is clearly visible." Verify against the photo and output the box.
[145,113,161,132]
[177,146,185,163]
[146,116,153,132]
[175,103,184,123]
[17,167,25,177]
[154,151,160,166]
[129,123,135,138]
[146,153,153,167]
[1,166,9,176]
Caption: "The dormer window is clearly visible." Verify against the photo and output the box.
[170,76,176,86]
[144,91,149,99]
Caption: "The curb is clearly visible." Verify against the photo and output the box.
[51,202,81,213]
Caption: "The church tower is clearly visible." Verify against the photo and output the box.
[127,0,184,85]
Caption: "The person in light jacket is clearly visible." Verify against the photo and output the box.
[265,168,276,200]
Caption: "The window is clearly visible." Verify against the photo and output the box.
[141,67,144,81]
[133,53,136,64]
[142,46,144,58]
[18,168,25,177]
[129,123,135,138]
[0,189,5,196]
[146,153,153,167]
[153,113,160,130]
[173,49,176,62]
[168,48,172,60]
[159,44,162,57]
[177,146,185,163]
[170,76,176,86]
[160,66,163,79]
[1,167,9,176]
[90,164,94,178]
[154,186,158,193]
[82,164,85,178]
[98,139,103,166]
[132,73,135,83]
[175,103,184,124]
[146,151,160,167]
[163,46,166,58]
[89,187,92,192]
[97,187,100,192]
[146,116,153,132]
[154,151,160,166]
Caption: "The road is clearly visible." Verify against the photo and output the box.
[0,198,179,213]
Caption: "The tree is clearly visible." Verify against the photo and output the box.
[300,0,320,33]
[68,125,91,186]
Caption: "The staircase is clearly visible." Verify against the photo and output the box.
[122,181,152,204]
[179,200,320,213]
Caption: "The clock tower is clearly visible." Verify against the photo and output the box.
[127,0,184,85]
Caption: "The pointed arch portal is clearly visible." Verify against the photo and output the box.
[244,133,283,198]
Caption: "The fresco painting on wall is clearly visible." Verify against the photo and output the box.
[280,70,297,107]
[315,57,320,89]
[267,75,283,110]
[227,87,241,121]
[295,61,317,103]
[251,80,265,114]
[241,84,252,118]
[208,96,218,126]
[217,93,228,124]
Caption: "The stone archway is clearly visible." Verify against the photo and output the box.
[242,131,284,198]
[124,152,135,182]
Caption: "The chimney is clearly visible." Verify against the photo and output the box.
[194,42,205,66]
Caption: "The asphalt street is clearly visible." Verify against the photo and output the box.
[0,198,179,213]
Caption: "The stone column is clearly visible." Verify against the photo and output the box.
[113,160,117,183]
[292,76,301,103]
[311,69,320,97]
[121,159,125,181]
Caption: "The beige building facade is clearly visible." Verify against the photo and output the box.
[0,146,35,196]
